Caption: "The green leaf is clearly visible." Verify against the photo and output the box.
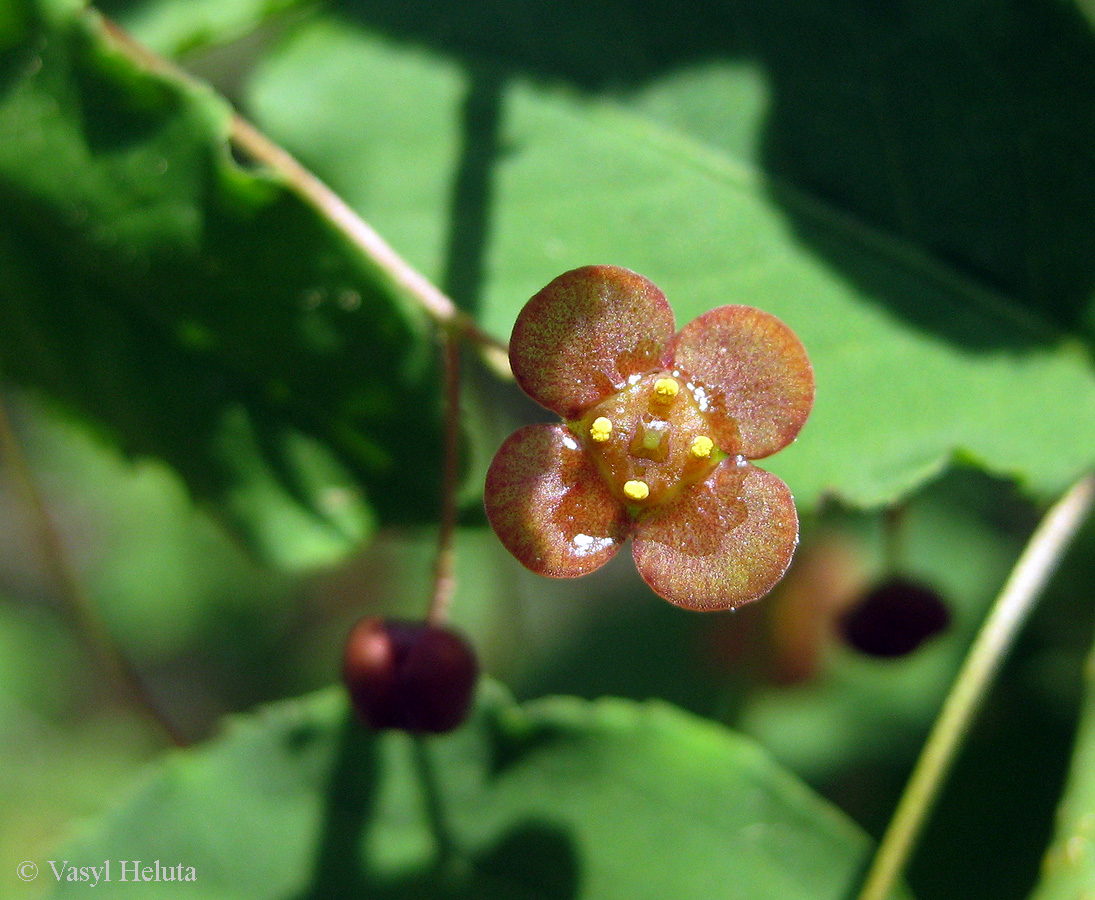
[94,0,304,58]
[45,683,906,900]
[0,0,445,568]
[1028,638,1095,900]
[248,15,1095,509]
[253,0,1095,342]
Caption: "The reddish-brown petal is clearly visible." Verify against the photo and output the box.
[484,424,632,577]
[632,461,798,611]
[510,266,676,419]
[670,306,814,459]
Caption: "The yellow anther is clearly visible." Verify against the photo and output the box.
[691,435,714,459]
[589,417,613,442]
[623,480,650,501]
[654,377,680,398]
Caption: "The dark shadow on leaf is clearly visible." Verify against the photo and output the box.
[752,0,1095,348]
[440,64,507,316]
[293,707,581,899]
[71,24,183,153]
[485,708,569,779]
[294,708,379,900]
[468,821,580,900]
[332,0,1095,351]
[334,0,748,91]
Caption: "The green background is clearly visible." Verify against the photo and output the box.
[2,0,1095,897]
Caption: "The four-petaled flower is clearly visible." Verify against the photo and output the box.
[484,265,815,611]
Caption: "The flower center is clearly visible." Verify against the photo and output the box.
[574,371,730,511]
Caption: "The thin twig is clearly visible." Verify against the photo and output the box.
[0,394,187,746]
[97,15,512,380]
[427,333,462,626]
[229,118,511,378]
[856,472,1095,900]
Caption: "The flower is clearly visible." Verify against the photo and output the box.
[484,265,814,611]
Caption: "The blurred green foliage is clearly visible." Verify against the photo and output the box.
[45,683,909,900]
[2,0,1095,898]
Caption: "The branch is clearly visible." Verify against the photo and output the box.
[0,393,187,746]
[427,332,461,626]
[98,15,512,381]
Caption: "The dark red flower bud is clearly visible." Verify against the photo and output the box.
[342,617,478,734]
[840,577,950,658]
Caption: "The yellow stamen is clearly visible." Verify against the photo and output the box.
[623,480,650,501]
[589,417,613,442]
[690,435,714,459]
[654,377,679,398]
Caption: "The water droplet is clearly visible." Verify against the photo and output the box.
[572,533,613,556]
[691,384,710,411]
